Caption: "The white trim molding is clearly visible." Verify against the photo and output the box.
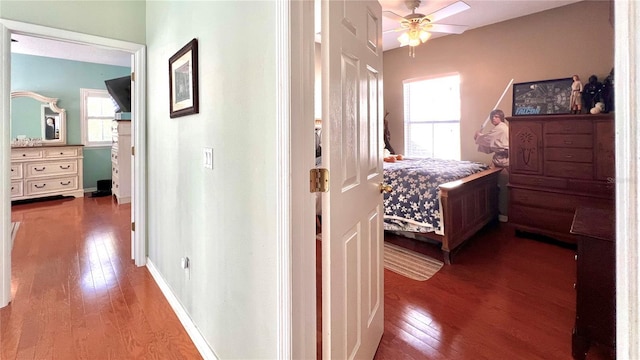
[146,260,218,359]
[614,1,640,359]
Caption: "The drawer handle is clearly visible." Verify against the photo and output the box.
[11,186,14,190]
[59,165,71,170]
[22,154,26,157]
[60,181,71,186]
[565,155,573,158]
[34,167,46,171]
[564,141,573,145]
[11,168,14,172]
[34,184,46,189]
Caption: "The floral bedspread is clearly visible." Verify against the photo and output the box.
[383,158,489,234]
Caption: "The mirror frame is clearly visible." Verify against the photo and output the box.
[11,90,66,145]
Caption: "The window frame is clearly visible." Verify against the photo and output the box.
[80,88,115,148]
[402,74,461,160]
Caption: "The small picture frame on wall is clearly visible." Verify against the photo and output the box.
[169,38,199,118]
[512,77,573,116]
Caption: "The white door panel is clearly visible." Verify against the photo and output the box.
[322,1,384,359]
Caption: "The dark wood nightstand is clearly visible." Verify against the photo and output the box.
[570,207,615,360]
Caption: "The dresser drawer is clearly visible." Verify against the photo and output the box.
[10,181,23,197]
[545,148,593,163]
[544,120,593,134]
[545,161,593,179]
[10,164,23,180]
[568,179,615,198]
[25,160,78,178]
[510,188,580,211]
[509,174,567,189]
[111,148,119,165]
[510,204,575,235]
[44,147,79,158]
[11,148,43,160]
[25,176,78,195]
[545,134,593,148]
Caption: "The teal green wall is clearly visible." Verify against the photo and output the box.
[10,97,42,138]
[11,53,130,189]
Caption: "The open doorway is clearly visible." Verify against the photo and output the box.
[1,20,147,307]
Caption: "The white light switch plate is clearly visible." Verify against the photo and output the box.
[203,148,213,169]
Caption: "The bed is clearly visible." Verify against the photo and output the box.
[383,157,502,264]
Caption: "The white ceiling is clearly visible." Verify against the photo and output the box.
[9,0,582,65]
[381,0,583,51]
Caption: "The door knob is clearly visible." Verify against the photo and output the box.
[380,184,392,193]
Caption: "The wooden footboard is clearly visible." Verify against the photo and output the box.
[437,167,502,264]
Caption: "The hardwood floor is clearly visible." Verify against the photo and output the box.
[375,226,578,360]
[4,196,581,359]
[318,223,579,360]
[2,196,201,360]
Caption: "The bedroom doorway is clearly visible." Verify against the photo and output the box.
[0,20,147,307]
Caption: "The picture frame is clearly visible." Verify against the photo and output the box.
[169,38,199,118]
[512,77,573,116]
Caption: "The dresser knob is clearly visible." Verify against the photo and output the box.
[574,254,577,261]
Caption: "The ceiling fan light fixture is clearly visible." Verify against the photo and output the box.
[419,30,431,43]
[398,32,410,47]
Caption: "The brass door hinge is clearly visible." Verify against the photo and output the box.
[131,146,135,156]
[131,222,135,232]
[310,168,329,193]
[131,72,135,82]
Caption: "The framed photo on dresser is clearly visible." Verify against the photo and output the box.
[169,38,199,118]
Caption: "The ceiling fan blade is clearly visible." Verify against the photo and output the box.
[426,1,470,23]
[426,23,469,34]
[383,10,406,22]
[383,27,406,34]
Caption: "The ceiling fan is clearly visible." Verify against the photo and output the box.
[384,0,471,57]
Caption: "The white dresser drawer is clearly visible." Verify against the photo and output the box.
[10,164,22,180]
[11,148,43,160]
[44,147,79,158]
[111,148,120,165]
[25,160,78,178]
[10,181,23,197]
[26,176,78,196]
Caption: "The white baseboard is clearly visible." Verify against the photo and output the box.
[146,259,218,360]
[499,215,508,222]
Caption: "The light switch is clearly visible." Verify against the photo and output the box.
[203,148,213,169]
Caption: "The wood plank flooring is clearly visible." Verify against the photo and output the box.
[375,228,578,360]
[2,196,202,360]
[4,195,582,359]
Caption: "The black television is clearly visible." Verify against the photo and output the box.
[104,75,131,113]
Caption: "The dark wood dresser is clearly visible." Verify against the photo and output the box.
[507,114,614,243]
[570,207,616,360]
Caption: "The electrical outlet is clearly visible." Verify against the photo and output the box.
[203,148,213,169]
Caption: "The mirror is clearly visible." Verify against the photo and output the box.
[11,91,66,146]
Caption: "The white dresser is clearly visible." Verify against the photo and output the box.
[111,120,131,204]
[11,145,84,201]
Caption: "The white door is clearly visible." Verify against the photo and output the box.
[322,1,384,358]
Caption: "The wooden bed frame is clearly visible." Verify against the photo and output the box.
[388,167,503,265]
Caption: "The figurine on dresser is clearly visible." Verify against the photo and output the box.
[582,75,603,113]
[570,75,584,114]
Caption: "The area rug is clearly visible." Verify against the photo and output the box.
[11,221,21,247]
[384,242,444,281]
[316,233,443,281]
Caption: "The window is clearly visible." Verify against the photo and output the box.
[403,74,460,160]
[80,88,116,147]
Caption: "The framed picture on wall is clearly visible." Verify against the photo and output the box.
[512,77,573,116]
[169,38,199,118]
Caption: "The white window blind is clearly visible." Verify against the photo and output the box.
[403,74,461,160]
[81,89,115,147]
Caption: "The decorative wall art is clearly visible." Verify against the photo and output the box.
[512,78,573,116]
[169,38,199,118]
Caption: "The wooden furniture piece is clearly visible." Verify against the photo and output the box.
[386,166,502,264]
[111,120,131,204]
[570,206,615,360]
[507,113,614,243]
[10,145,84,201]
